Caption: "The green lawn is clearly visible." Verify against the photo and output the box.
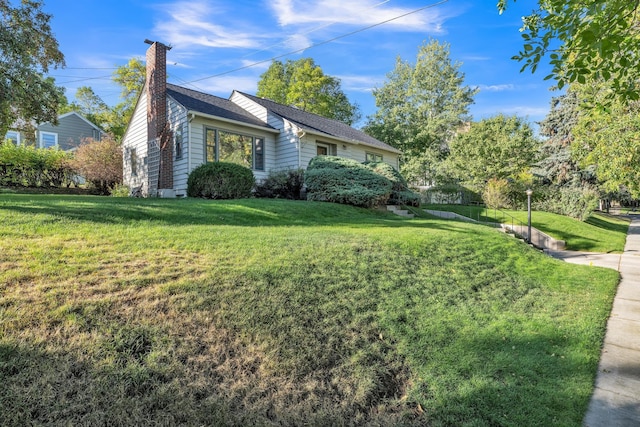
[424,204,630,253]
[0,194,620,426]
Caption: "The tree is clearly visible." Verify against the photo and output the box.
[365,39,477,186]
[572,83,640,198]
[534,88,589,186]
[0,0,65,136]
[70,136,123,195]
[498,0,640,101]
[257,58,361,125]
[446,114,539,186]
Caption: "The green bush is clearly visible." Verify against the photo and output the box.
[187,162,255,199]
[0,142,74,188]
[304,156,392,208]
[110,184,131,197]
[365,161,420,206]
[254,168,305,200]
[482,178,511,209]
[533,185,599,221]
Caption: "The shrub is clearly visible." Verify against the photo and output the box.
[254,168,305,200]
[533,185,599,221]
[187,162,255,199]
[482,178,511,209]
[365,161,420,206]
[110,184,130,197]
[0,141,74,187]
[70,137,122,195]
[304,156,392,208]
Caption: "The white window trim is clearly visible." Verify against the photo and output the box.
[39,131,58,149]
[317,142,337,156]
[366,151,383,162]
[5,131,20,145]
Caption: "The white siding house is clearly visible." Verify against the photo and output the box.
[121,41,402,197]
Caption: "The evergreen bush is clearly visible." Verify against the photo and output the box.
[365,161,420,206]
[304,156,392,208]
[254,168,305,200]
[187,162,254,199]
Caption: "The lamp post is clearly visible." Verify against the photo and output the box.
[526,188,533,244]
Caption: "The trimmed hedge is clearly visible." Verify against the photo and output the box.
[0,142,74,188]
[187,162,255,199]
[305,156,393,208]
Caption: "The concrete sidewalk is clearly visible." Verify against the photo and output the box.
[581,217,640,426]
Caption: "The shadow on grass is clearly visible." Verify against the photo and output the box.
[0,194,470,233]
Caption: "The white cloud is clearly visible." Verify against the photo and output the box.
[337,74,381,92]
[477,84,515,92]
[270,0,447,33]
[153,1,262,49]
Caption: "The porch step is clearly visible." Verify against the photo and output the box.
[386,205,415,219]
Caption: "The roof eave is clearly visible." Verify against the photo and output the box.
[295,126,402,154]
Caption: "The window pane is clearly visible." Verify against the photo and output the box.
[5,131,19,145]
[366,153,374,162]
[206,129,216,162]
[219,131,252,168]
[41,132,57,148]
[317,145,328,156]
[255,138,264,170]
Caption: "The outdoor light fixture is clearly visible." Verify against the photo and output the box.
[526,189,533,244]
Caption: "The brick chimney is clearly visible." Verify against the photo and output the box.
[145,39,173,191]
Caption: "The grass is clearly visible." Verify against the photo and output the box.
[424,204,630,253]
[0,194,621,426]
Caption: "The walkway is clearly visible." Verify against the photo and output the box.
[578,217,640,426]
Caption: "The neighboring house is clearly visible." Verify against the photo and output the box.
[121,40,401,197]
[4,111,105,151]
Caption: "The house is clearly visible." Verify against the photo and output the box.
[121,40,401,197]
[4,111,105,150]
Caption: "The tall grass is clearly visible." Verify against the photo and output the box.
[0,195,619,426]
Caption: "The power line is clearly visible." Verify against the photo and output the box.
[242,0,392,59]
[185,0,449,85]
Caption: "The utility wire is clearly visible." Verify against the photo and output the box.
[242,0,391,59]
[185,0,449,85]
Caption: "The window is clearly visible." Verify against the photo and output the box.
[40,131,58,148]
[175,132,183,160]
[205,128,264,171]
[5,131,20,145]
[92,129,102,141]
[366,152,383,162]
[130,148,138,176]
[317,142,337,156]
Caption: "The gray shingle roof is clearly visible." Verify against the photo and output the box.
[166,84,273,130]
[235,91,401,154]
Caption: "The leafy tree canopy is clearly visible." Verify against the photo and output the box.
[446,114,540,187]
[257,58,361,125]
[365,39,477,186]
[0,0,65,135]
[572,83,640,198]
[498,0,640,101]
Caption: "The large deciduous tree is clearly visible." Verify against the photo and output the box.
[257,58,361,125]
[446,114,539,186]
[572,83,640,198]
[365,39,477,186]
[498,0,640,101]
[0,0,65,136]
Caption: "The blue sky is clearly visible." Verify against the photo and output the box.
[43,0,557,128]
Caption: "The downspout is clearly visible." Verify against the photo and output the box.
[296,129,306,168]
